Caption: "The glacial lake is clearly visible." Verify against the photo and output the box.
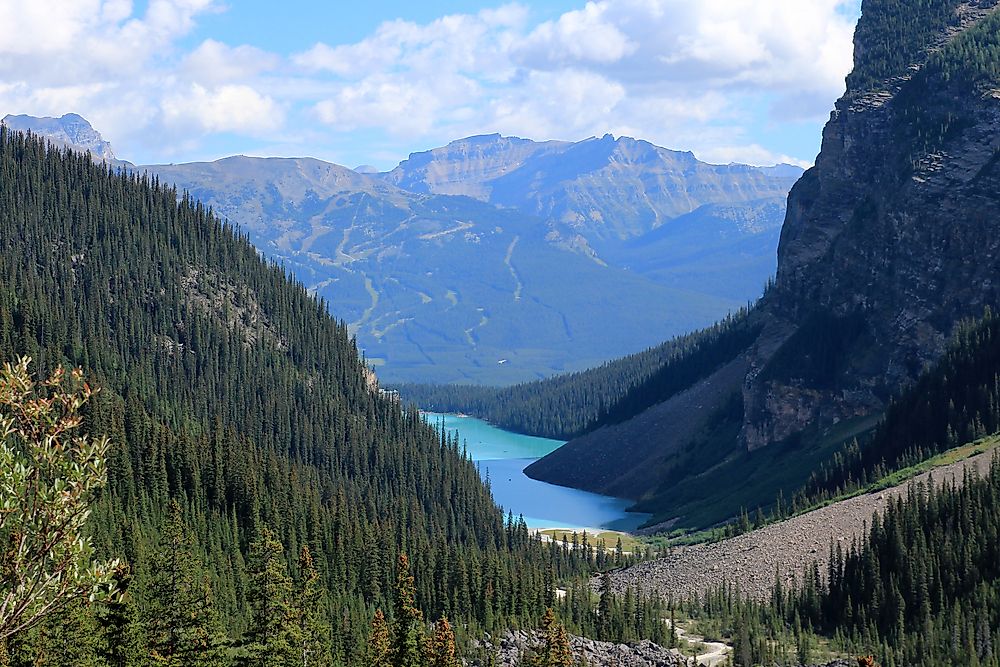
[424,412,650,532]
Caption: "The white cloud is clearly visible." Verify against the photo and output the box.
[0,0,859,167]
[162,84,283,134]
[695,144,813,169]
[183,40,280,84]
[296,0,855,163]
[515,2,636,66]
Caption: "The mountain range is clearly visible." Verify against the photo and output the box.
[1,113,801,384]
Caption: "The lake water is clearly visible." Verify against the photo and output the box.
[424,412,650,532]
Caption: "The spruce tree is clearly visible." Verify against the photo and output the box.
[295,545,332,667]
[525,608,573,667]
[144,499,226,666]
[425,618,459,667]
[364,610,391,667]
[391,554,425,667]
[238,527,299,666]
[95,565,145,667]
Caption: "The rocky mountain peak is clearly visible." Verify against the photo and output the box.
[2,112,117,161]
[741,1,1000,450]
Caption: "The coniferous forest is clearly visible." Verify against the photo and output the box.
[395,310,757,441]
[0,128,648,665]
[9,2,1000,664]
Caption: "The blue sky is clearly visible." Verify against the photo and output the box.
[0,1,862,170]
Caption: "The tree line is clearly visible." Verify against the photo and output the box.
[396,310,755,441]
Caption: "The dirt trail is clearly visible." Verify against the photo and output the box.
[608,447,997,602]
[668,620,729,667]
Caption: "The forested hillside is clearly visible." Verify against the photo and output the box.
[0,128,610,664]
[396,310,754,441]
[796,308,1000,506]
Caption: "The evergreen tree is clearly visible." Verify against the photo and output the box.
[425,618,459,667]
[391,554,425,667]
[95,565,145,667]
[295,545,332,667]
[144,500,226,666]
[364,610,391,667]
[525,608,573,667]
[239,527,299,666]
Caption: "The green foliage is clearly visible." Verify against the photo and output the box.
[847,0,962,91]
[390,554,424,667]
[296,545,332,667]
[143,499,226,666]
[0,357,120,640]
[524,608,572,667]
[799,308,1000,506]
[759,311,870,388]
[778,457,1000,666]
[238,527,298,666]
[363,610,391,667]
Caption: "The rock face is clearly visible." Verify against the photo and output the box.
[527,0,1000,522]
[742,0,1000,449]
[474,630,689,667]
[386,133,801,253]
[2,113,117,162]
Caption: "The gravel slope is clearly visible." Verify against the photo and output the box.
[608,448,997,601]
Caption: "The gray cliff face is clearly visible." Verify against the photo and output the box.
[742,1,1000,449]
[2,113,117,161]
[525,2,1000,518]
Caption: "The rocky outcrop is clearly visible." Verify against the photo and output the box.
[472,630,689,667]
[2,113,118,162]
[385,133,801,252]
[742,0,1000,449]
[526,1,1000,524]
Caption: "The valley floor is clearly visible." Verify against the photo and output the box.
[607,443,999,602]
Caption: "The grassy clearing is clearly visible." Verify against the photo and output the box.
[803,433,1000,512]
[538,528,644,553]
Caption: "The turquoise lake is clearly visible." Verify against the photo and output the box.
[424,412,650,532]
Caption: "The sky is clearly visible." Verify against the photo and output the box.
[0,0,863,170]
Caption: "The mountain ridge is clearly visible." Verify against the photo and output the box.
[6,113,800,385]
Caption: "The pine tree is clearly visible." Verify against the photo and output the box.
[238,527,299,666]
[364,610,391,667]
[425,618,459,667]
[525,608,573,667]
[95,565,145,667]
[391,554,425,667]
[596,573,613,640]
[295,546,332,667]
[144,499,226,666]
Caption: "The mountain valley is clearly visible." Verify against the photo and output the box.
[5,113,798,385]
[7,0,1000,665]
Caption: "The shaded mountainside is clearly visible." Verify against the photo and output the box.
[524,0,1000,529]
[397,312,754,441]
[147,156,735,385]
